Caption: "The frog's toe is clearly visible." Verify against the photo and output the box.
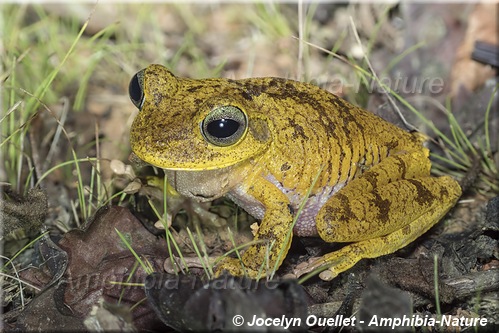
[292,257,320,277]
[293,252,354,281]
[164,255,216,274]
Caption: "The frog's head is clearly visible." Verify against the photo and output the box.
[129,64,272,171]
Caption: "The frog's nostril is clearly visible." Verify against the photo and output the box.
[129,70,145,110]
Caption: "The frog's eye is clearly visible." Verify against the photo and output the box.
[201,105,248,147]
[129,70,145,110]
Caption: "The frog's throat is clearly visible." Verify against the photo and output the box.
[163,160,256,201]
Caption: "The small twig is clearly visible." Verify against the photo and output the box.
[297,0,304,80]
[348,16,417,132]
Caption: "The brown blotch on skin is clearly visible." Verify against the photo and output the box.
[295,91,326,116]
[256,227,277,241]
[241,82,265,98]
[330,96,365,133]
[193,98,204,107]
[371,192,391,224]
[324,193,357,227]
[288,118,308,140]
[362,171,381,189]
[407,179,436,207]
[281,162,291,172]
[402,225,411,236]
[386,139,399,151]
[392,155,407,179]
[267,79,279,88]
[186,85,202,93]
[439,184,450,199]
[325,163,333,183]
[240,90,254,101]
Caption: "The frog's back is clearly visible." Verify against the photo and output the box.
[237,77,423,191]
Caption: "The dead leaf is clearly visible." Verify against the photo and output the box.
[17,206,169,331]
[450,3,498,98]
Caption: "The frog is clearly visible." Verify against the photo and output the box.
[128,64,462,280]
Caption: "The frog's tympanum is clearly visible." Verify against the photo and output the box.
[129,64,461,280]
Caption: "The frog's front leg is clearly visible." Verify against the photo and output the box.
[297,149,462,280]
[214,176,293,278]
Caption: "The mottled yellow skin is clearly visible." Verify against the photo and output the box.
[129,64,462,280]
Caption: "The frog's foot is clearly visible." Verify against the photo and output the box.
[189,201,227,227]
[163,255,216,274]
[292,246,361,281]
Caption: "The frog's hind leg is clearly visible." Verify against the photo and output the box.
[300,151,462,280]
[311,176,460,280]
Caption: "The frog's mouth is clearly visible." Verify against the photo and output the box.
[186,191,218,201]
[165,168,233,202]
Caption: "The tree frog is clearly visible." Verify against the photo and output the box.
[128,64,461,280]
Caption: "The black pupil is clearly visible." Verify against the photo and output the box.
[207,118,239,138]
[129,73,143,107]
